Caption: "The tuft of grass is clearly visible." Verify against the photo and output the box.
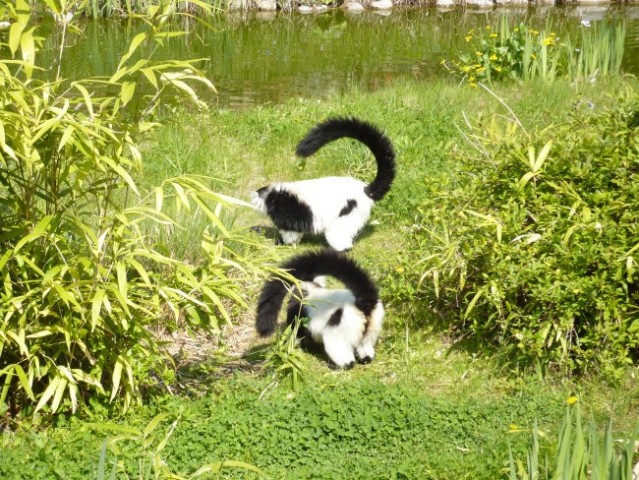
[509,401,639,480]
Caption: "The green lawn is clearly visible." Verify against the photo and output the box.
[2,77,638,479]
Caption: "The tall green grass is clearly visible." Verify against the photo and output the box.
[565,21,626,84]
[509,402,638,480]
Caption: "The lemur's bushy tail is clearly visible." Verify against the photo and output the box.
[256,250,380,337]
[295,117,396,202]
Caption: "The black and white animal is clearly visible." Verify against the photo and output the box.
[250,117,396,251]
[256,250,384,369]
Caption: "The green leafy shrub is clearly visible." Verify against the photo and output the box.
[445,17,625,86]
[413,92,639,373]
[0,0,256,416]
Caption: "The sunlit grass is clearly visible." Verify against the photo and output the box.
[2,77,638,479]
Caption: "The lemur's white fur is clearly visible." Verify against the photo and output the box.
[296,282,385,367]
[256,250,384,368]
[251,177,373,251]
[251,117,395,252]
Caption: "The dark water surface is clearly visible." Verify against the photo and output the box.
[43,5,639,109]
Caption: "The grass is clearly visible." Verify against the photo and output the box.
[2,77,639,478]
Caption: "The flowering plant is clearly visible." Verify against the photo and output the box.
[444,19,560,86]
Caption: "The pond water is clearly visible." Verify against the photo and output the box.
[43,5,639,109]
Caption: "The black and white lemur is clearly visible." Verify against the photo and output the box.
[250,117,396,251]
[256,250,384,368]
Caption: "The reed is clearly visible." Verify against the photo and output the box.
[447,16,626,86]
[563,21,626,84]
[509,402,638,480]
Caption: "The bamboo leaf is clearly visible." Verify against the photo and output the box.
[68,382,78,413]
[116,262,128,299]
[0,250,12,271]
[0,120,18,160]
[103,158,140,196]
[141,68,158,88]
[7,330,29,356]
[128,258,151,285]
[58,124,75,152]
[32,215,54,236]
[32,99,70,143]
[171,181,190,210]
[120,81,136,105]
[9,21,24,56]
[517,171,536,190]
[154,186,164,211]
[34,375,60,412]
[143,413,172,438]
[107,284,131,317]
[50,376,68,412]
[110,358,123,401]
[202,286,231,324]
[20,26,36,73]
[72,82,95,120]
[116,32,147,72]
[533,140,552,172]
[13,364,35,401]
[0,368,14,406]
[464,289,484,319]
[14,232,44,253]
[91,288,105,331]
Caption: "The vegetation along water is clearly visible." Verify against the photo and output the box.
[1,1,639,479]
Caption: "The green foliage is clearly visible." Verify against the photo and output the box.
[0,375,568,480]
[91,413,264,479]
[0,0,255,415]
[445,17,625,86]
[509,400,638,480]
[261,318,307,394]
[413,90,639,373]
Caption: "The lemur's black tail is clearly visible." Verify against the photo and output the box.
[295,117,396,202]
[256,250,380,337]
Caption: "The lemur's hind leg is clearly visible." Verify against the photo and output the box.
[356,302,385,364]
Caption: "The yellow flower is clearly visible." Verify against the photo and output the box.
[485,25,491,30]
[531,53,537,60]
[509,424,518,430]
[476,51,483,57]
[489,33,498,38]
[395,266,405,273]
[465,35,473,42]
[532,29,539,36]
[489,54,498,61]
[543,37,555,46]
[494,66,502,72]
[566,396,578,405]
